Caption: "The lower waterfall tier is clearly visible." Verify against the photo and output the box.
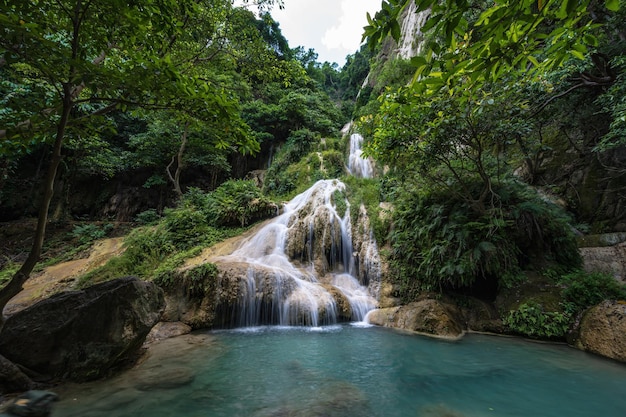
[210,179,380,328]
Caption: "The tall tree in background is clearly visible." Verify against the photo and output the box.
[0,0,268,324]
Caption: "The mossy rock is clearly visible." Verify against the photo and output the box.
[495,271,563,315]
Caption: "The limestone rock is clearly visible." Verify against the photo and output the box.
[457,297,504,333]
[579,236,626,282]
[144,321,192,344]
[573,300,626,362]
[377,281,402,308]
[0,277,164,382]
[367,299,465,339]
[352,203,382,300]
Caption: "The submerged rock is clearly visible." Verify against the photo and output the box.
[133,366,194,390]
[572,300,626,362]
[367,299,465,339]
[144,321,192,344]
[253,380,373,417]
[0,277,164,383]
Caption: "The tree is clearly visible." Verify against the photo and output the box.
[0,0,261,326]
[363,0,621,90]
[359,0,605,296]
[127,112,236,195]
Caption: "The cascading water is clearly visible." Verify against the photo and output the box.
[214,179,379,327]
[347,133,374,178]
[208,127,381,328]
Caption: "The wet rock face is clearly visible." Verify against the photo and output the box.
[0,277,165,382]
[352,204,382,299]
[572,301,626,363]
[367,299,465,339]
[285,205,345,276]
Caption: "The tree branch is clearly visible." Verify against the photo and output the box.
[531,82,587,117]
[0,47,111,141]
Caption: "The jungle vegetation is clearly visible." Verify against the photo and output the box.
[1,0,626,339]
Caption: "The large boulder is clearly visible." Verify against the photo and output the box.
[571,300,626,362]
[0,354,34,394]
[367,299,465,339]
[0,276,164,383]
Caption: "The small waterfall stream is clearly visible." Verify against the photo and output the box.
[347,133,374,178]
[214,133,379,327]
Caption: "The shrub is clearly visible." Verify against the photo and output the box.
[320,149,345,178]
[134,209,160,225]
[264,129,318,196]
[389,178,581,299]
[153,262,218,297]
[76,184,258,287]
[205,180,276,227]
[70,223,113,245]
[560,270,626,314]
[503,301,570,339]
[332,189,348,218]
[163,207,212,250]
[343,177,390,246]
[122,226,177,276]
[184,263,219,296]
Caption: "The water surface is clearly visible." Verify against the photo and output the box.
[55,325,626,417]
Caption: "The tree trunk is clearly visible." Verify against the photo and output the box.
[0,90,72,329]
[166,122,189,197]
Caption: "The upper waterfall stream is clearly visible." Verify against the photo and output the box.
[347,133,374,178]
[212,133,379,327]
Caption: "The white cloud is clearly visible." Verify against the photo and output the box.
[269,0,380,64]
[322,0,378,51]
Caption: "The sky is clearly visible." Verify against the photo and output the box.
[242,0,382,66]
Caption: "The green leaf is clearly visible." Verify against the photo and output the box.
[583,33,598,47]
[556,0,569,19]
[527,55,541,67]
[390,20,402,41]
[605,0,620,11]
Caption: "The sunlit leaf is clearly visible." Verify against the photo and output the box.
[605,0,620,11]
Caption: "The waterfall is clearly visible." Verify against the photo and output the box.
[347,133,374,179]
[210,128,382,328]
[214,179,379,327]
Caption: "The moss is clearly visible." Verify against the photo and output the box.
[343,176,389,245]
[495,271,564,315]
[154,262,218,297]
[0,262,20,288]
[577,232,626,248]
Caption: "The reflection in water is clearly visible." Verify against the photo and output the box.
[54,326,626,417]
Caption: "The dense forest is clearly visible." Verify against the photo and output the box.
[1,0,626,384]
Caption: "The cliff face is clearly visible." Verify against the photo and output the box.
[395,1,430,59]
